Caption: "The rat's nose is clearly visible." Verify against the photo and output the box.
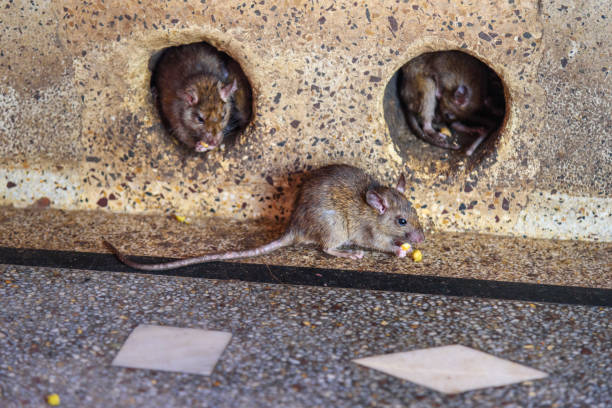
[408,230,425,243]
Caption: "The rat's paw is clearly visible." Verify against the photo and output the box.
[195,141,215,152]
[424,128,460,150]
[436,132,460,150]
[393,246,407,258]
[352,250,365,259]
[325,249,365,260]
[344,249,364,260]
[476,127,487,135]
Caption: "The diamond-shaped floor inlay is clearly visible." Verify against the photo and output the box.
[353,344,548,394]
[112,325,232,375]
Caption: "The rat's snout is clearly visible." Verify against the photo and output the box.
[407,230,425,244]
[194,132,217,152]
[195,131,224,152]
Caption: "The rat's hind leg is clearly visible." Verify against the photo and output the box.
[324,248,365,260]
[318,222,364,259]
[464,132,489,156]
[450,121,490,156]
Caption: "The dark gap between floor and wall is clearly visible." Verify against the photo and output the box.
[1,247,610,307]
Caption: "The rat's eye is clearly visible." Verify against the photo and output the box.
[398,218,407,226]
[196,113,205,124]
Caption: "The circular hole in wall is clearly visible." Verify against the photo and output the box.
[384,50,506,174]
[149,41,253,154]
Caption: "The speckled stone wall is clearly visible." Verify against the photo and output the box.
[0,0,610,241]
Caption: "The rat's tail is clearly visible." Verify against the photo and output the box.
[104,233,295,271]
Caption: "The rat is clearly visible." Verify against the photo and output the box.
[105,164,425,271]
[400,51,504,155]
[151,41,252,152]
[452,70,506,156]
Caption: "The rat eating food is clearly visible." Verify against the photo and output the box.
[151,41,252,152]
[106,164,425,271]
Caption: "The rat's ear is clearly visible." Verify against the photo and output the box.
[396,174,406,194]
[366,190,388,215]
[454,85,468,106]
[218,79,238,102]
[183,87,198,106]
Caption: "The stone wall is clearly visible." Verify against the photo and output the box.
[1,0,609,241]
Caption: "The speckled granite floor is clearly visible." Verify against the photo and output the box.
[1,206,611,289]
[1,265,610,407]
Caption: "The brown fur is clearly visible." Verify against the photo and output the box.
[289,165,423,253]
[106,165,425,271]
[400,51,490,152]
[152,42,252,151]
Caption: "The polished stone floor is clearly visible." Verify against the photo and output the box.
[1,264,610,407]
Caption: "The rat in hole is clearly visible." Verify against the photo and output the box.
[151,41,252,152]
[399,50,505,156]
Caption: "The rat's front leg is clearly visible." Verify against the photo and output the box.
[418,78,460,150]
[391,240,415,258]
[450,121,487,136]
[393,245,408,258]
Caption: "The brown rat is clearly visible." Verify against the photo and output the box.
[400,51,504,155]
[453,70,506,156]
[151,42,252,152]
[105,164,425,271]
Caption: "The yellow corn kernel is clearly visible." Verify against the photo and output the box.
[412,249,423,262]
[46,394,60,406]
[440,127,452,137]
[400,243,412,251]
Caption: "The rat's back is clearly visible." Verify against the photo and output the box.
[300,165,373,209]
[288,165,375,243]
[153,43,227,97]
